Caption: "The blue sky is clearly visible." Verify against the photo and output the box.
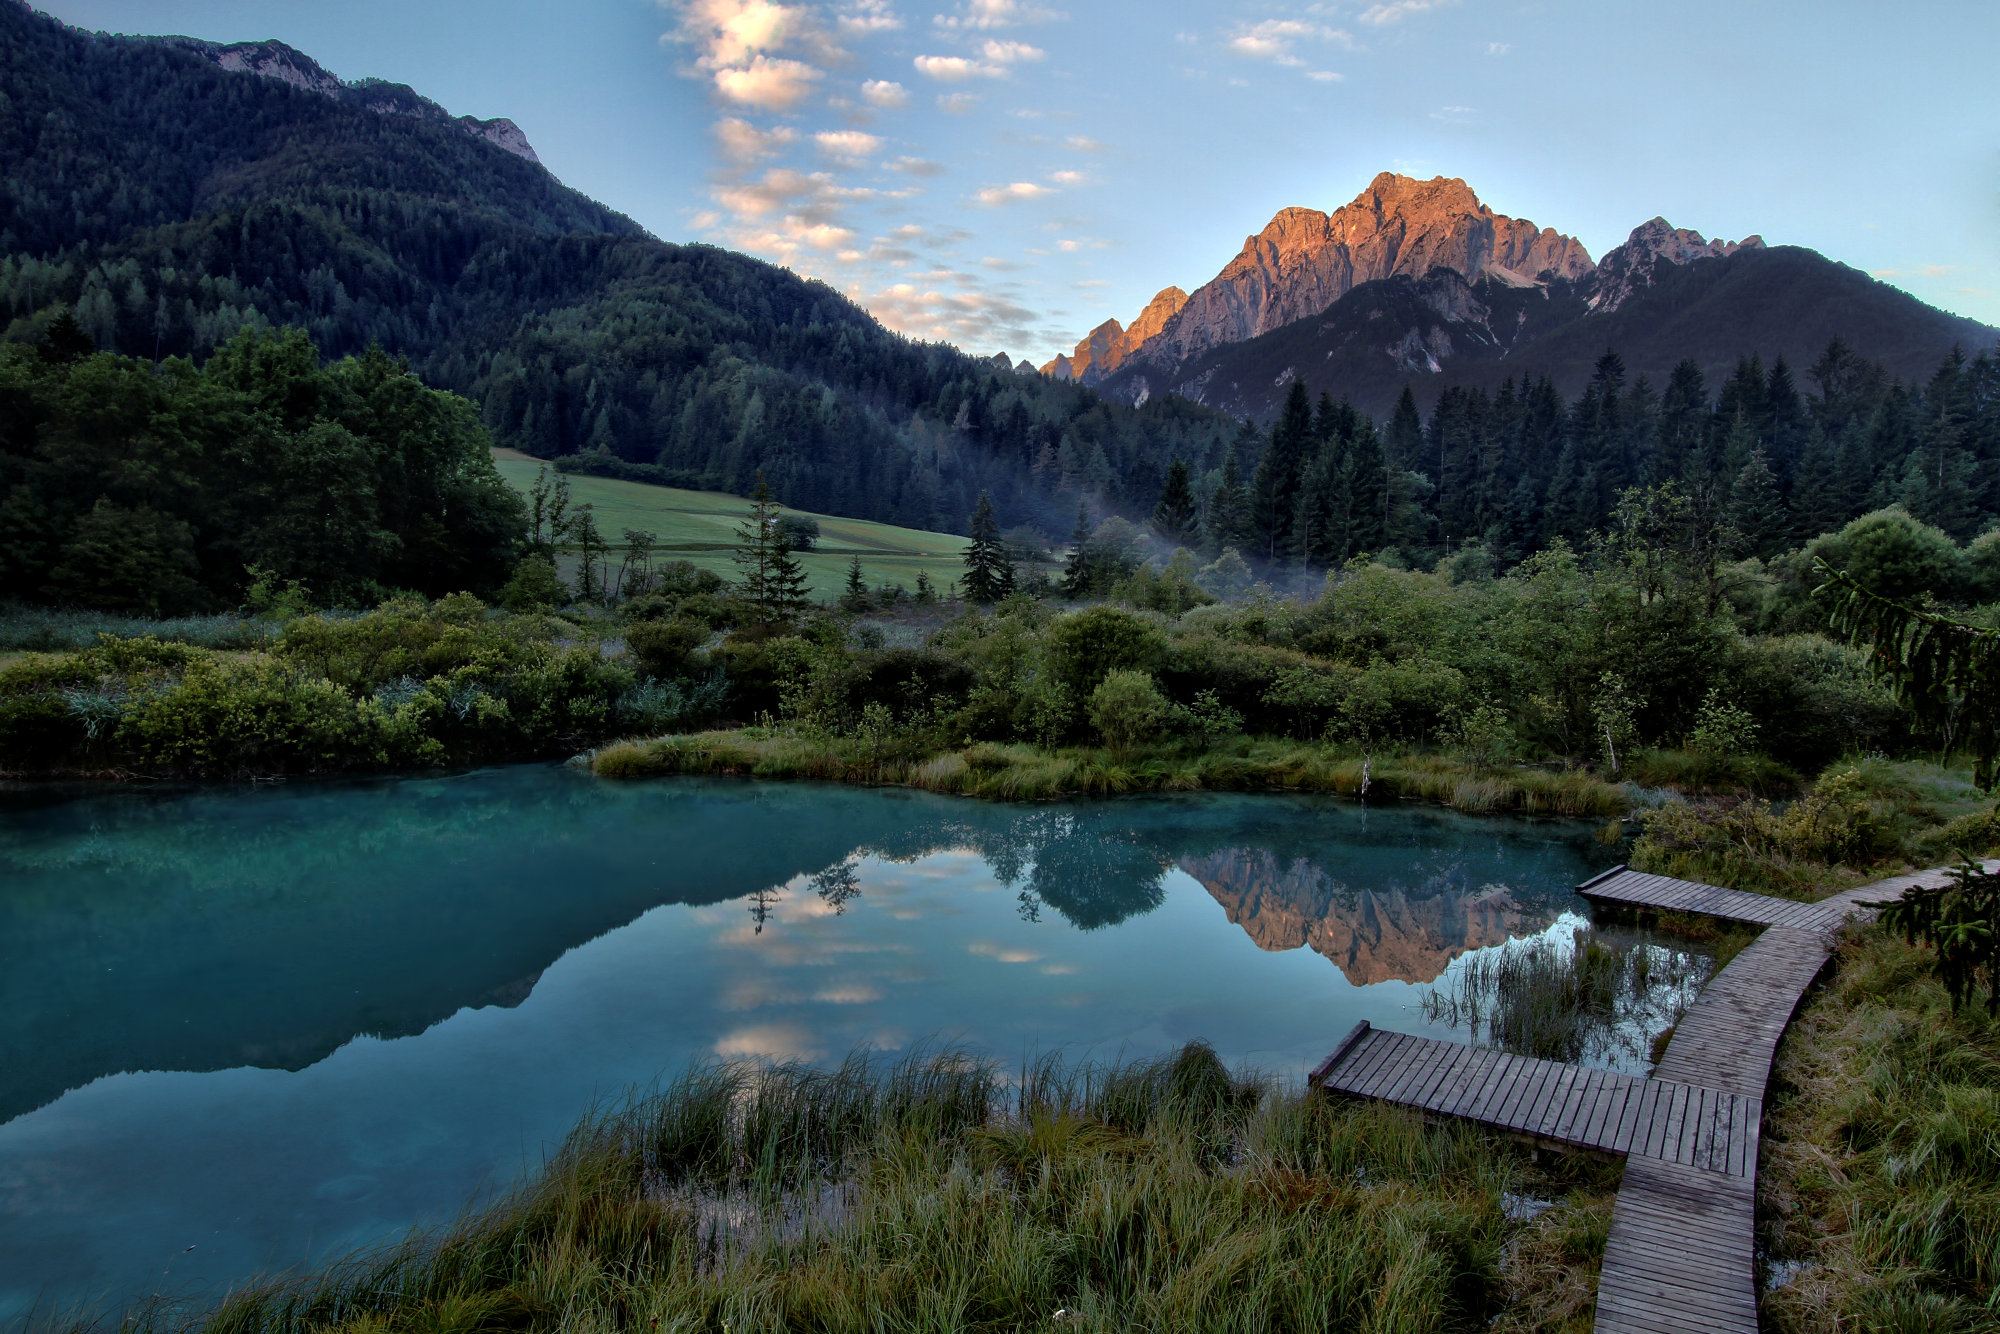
[36,0,2000,364]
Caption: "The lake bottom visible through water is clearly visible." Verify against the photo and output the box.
[0,767,1686,1323]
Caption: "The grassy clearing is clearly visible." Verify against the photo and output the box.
[491,452,973,599]
[590,731,1632,819]
[1760,924,2000,1331]
[147,1044,1619,1334]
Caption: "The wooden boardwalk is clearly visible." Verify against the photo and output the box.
[1310,862,1969,1334]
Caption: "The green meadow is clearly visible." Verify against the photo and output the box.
[490,451,971,598]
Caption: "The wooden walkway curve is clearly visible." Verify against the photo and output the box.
[1309,861,1971,1334]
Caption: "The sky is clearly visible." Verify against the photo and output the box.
[34,0,2000,365]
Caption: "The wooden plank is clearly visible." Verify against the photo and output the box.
[1335,1030,1401,1096]
[1307,1021,1371,1087]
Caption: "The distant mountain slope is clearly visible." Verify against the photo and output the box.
[0,1,1230,535]
[1097,215,1997,421]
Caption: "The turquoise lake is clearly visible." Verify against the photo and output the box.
[0,766,1630,1323]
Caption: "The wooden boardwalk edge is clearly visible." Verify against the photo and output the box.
[1305,862,1959,1334]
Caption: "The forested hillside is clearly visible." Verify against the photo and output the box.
[1190,338,2000,574]
[0,1,1231,538]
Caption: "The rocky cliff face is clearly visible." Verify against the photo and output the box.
[1587,216,1762,313]
[176,38,543,165]
[1179,848,1556,986]
[1127,174,1593,372]
[1042,286,1189,382]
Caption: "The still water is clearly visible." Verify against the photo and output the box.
[1,766,1619,1322]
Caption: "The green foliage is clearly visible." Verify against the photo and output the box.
[1819,560,2000,789]
[1087,669,1173,754]
[499,556,566,612]
[1632,767,1898,896]
[960,491,1013,604]
[0,328,525,611]
[623,616,708,680]
[1872,860,2000,1015]
[1045,605,1168,705]
[1686,687,1761,758]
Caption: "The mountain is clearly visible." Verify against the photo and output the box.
[1041,286,1188,380]
[1071,174,1994,421]
[0,1,1230,539]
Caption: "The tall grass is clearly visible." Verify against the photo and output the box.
[112,1044,1620,1334]
[1760,925,2000,1332]
[1422,926,1712,1069]
[0,606,280,652]
[591,730,1631,819]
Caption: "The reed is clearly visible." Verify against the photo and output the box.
[591,730,1632,819]
[112,1044,1623,1334]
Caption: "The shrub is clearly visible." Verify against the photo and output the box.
[1046,605,1169,706]
[500,556,567,611]
[1089,670,1174,754]
[625,616,708,679]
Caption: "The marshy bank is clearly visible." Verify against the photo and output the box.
[114,1044,1624,1334]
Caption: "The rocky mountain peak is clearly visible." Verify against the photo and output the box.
[176,38,543,165]
[1587,217,1765,312]
[1112,173,1594,372]
[1040,286,1190,383]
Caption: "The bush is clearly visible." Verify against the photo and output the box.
[624,616,708,679]
[1089,670,1174,754]
[1046,606,1168,704]
[500,557,567,611]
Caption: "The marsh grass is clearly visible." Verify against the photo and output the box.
[1422,926,1713,1069]
[592,730,1631,819]
[0,607,280,653]
[107,1044,1622,1334]
[1760,925,2000,1332]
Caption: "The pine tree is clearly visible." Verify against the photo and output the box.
[1151,459,1199,544]
[733,472,812,628]
[1062,500,1094,598]
[1207,436,1252,550]
[1727,449,1789,559]
[962,491,1014,603]
[1251,380,1314,559]
[841,554,870,612]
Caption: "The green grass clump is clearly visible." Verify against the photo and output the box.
[592,729,1632,819]
[1761,924,2000,1331]
[144,1043,1617,1334]
[0,605,280,652]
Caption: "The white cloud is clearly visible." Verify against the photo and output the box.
[1049,169,1085,185]
[1486,41,1511,55]
[676,0,809,66]
[713,117,797,161]
[712,53,823,108]
[815,129,883,159]
[1225,18,1351,62]
[936,92,979,112]
[914,53,1004,79]
[980,38,1045,62]
[933,0,1063,30]
[973,181,1052,205]
[1065,134,1101,151]
[887,155,947,174]
[861,77,909,106]
[1360,0,1456,25]
[1306,69,1342,81]
[837,0,901,33]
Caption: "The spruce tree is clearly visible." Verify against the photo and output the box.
[733,473,812,628]
[1208,437,1252,550]
[1727,449,1789,559]
[841,554,870,612]
[962,491,1014,603]
[1251,380,1314,559]
[1151,459,1199,545]
[1061,500,1094,598]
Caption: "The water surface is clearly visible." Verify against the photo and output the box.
[0,766,1620,1322]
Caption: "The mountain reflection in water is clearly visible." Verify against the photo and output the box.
[1183,849,1557,986]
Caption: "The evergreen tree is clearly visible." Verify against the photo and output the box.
[733,473,812,627]
[961,491,1014,603]
[1207,435,1253,550]
[1250,380,1315,559]
[1346,422,1388,554]
[841,554,870,612]
[1061,500,1094,598]
[1151,459,1199,544]
[914,570,936,605]
[1727,450,1789,559]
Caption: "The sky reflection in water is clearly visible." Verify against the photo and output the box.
[0,766,1621,1322]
